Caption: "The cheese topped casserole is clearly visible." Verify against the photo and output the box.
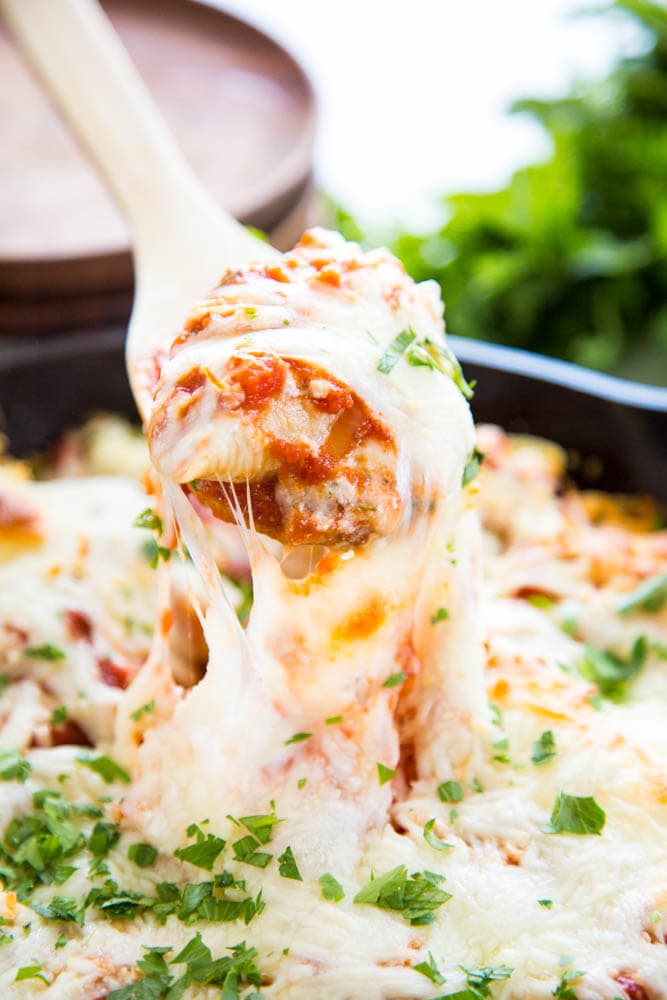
[0,231,665,1000]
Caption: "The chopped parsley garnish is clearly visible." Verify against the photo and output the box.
[176,880,264,926]
[319,873,345,902]
[552,968,585,999]
[0,789,89,897]
[284,732,312,746]
[277,846,302,881]
[377,328,417,374]
[130,700,155,722]
[489,703,503,727]
[414,951,446,985]
[492,736,510,764]
[88,821,120,857]
[527,593,556,610]
[405,337,476,399]
[617,571,667,615]
[353,865,451,925]
[15,964,49,985]
[31,895,82,925]
[538,898,553,908]
[561,615,579,638]
[437,780,463,803]
[237,812,281,844]
[325,715,343,725]
[133,508,163,533]
[25,643,65,661]
[77,754,131,784]
[382,671,407,688]
[458,964,514,997]
[297,777,307,789]
[108,935,263,1000]
[232,835,272,869]
[174,823,225,871]
[462,447,485,487]
[128,843,158,868]
[234,577,253,626]
[469,777,484,793]
[0,674,9,695]
[0,748,31,783]
[245,306,258,318]
[579,636,648,702]
[531,730,557,767]
[542,792,606,836]
[423,819,452,853]
[50,705,67,726]
[85,879,154,921]
[377,763,396,785]
[430,607,450,624]
[142,537,171,569]
[55,934,67,948]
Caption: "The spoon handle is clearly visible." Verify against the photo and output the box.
[1,0,254,247]
[2,0,272,414]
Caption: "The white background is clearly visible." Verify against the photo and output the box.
[221,0,644,227]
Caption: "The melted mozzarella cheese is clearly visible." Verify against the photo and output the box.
[0,234,665,999]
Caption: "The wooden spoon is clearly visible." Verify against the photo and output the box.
[1,0,277,420]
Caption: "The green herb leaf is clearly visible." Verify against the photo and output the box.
[382,672,407,688]
[133,508,163,534]
[462,448,485,487]
[284,732,312,746]
[0,748,31,783]
[579,636,648,702]
[354,865,451,925]
[232,835,272,869]
[377,763,396,785]
[538,898,553,908]
[25,644,65,661]
[423,818,452,853]
[319,873,345,902]
[617,571,667,615]
[128,842,158,868]
[437,780,463,803]
[377,329,417,374]
[492,735,511,764]
[77,754,131,784]
[31,895,82,925]
[277,845,302,881]
[325,715,343,725]
[50,705,68,726]
[15,964,49,985]
[88,821,120,857]
[531,730,557,767]
[414,951,446,984]
[460,964,514,996]
[174,825,225,871]
[430,607,450,624]
[542,792,606,836]
[552,968,586,1000]
[238,813,280,845]
[130,700,155,723]
[142,538,171,569]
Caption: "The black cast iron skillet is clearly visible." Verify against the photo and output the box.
[0,329,665,500]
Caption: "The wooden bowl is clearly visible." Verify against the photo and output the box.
[0,0,316,330]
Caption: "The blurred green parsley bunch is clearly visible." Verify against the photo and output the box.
[328,0,667,383]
